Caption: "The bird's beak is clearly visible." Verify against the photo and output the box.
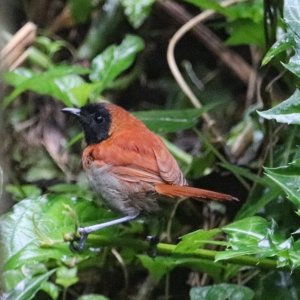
[62,107,81,117]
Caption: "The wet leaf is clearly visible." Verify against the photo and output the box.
[121,0,155,28]
[40,281,60,300]
[174,228,221,253]
[138,255,222,281]
[190,283,254,300]
[0,195,116,271]
[3,66,90,107]
[89,35,144,94]
[265,158,300,208]
[258,89,300,124]
[6,269,56,300]
[134,105,216,133]
[55,266,78,288]
[262,33,294,65]
[69,0,93,23]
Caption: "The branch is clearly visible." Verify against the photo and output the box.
[88,235,278,270]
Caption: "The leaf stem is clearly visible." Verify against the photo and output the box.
[88,235,278,270]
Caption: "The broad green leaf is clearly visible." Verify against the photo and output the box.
[69,0,93,23]
[6,269,56,300]
[134,106,216,133]
[0,195,116,270]
[190,283,254,300]
[36,36,66,58]
[174,228,221,253]
[284,0,300,30]
[138,255,222,281]
[216,217,270,261]
[40,281,60,300]
[120,0,155,28]
[4,68,34,85]
[265,158,300,207]
[282,0,300,76]
[262,33,294,65]
[186,0,263,48]
[235,187,282,219]
[2,269,25,292]
[89,35,144,94]
[226,20,264,47]
[77,0,123,60]
[252,271,300,300]
[3,66,90,107]
[6,184,42,201]
[258,89,300,124]
[223,216,269,242]
[78,295,110,300]
[55,266,78,288]
[187,0,263,22]
[217,217,293,265]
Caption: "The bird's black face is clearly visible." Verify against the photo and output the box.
[62,103,111,145]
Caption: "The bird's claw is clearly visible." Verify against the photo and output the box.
[146,235,159,258]
[69,228,88,252]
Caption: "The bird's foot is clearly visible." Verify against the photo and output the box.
[146,235,159,258]
[69,228,88,252]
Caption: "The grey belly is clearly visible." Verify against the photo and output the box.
[86,165,159,216]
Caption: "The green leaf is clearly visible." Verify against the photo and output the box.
[216,217,270,261]
[252,271,300,300]
[223,216,269,242]
[6,184,42,201]
[265,158,300,207]
[217,217,294,266]
[235,187,282,219]
[282,0,300,77]
[89,35,144,94]
[77,0,123,60]
[40,281,60,300]
[0,195,116,270]
[36,36,66,58]
[3,66,90,107]
[6,269,56,300]
[55,266,78,288]
[69,0,93,23]
[258,89,300,124]
[262,33,294,65]
[190,283,254,300]
[2,269,25,292]
[120,0,155,28]
[134,106,216,133]
[174,228,221,253]
[138,255,222,281]
[78,295,110,300]
[226,20,264,47]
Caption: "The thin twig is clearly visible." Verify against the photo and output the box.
[111,248,129,290]
[163,0,257,143]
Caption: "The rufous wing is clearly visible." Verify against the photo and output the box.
[84,129,186,185]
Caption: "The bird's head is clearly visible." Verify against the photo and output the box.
[62,103,111,145]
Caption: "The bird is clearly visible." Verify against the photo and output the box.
[62,103,237,250]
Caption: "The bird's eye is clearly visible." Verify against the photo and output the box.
[96,115,104,123]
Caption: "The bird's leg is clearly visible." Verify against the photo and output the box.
[145,213,165,258]
[70,213,139,252]
[146,235,159,258]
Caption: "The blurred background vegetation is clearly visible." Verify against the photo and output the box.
[2,0,300,299]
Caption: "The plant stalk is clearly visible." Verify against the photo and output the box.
[88,235,278,270]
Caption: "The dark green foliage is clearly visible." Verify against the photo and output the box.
[2,0,300,299]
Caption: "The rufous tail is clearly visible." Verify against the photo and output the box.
[155,183,238,201]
